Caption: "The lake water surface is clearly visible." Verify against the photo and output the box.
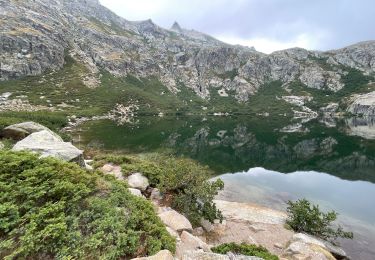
[73,115,375,259]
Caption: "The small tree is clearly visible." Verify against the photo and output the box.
[286,199,353,242]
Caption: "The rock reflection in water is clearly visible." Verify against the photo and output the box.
[74,116,375,183]
[346,116,375,139]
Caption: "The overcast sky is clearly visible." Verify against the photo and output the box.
[99,0,375,54]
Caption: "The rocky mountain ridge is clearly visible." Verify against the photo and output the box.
[0,0,374,111]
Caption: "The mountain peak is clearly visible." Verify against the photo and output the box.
[171,21,183,33]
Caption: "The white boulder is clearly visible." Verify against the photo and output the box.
[158,209,193,232]
[127,172,149,191]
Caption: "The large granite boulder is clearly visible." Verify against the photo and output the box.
[286,233,347,260]
[127,172,149,191]
[1,121,57,140]
[282,240,335,260]
[158,209,193,232]
[12,130,84,166]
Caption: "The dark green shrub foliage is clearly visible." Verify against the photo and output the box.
[211,242,278,260]
[286,199,353,242]
[0,151,175,259]
[95,153,224,226]
[156,157,224,226]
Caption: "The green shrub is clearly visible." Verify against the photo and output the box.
[95,153,224,226]
[286,199,353,242]
[156,157,224,226]
[0,150,175,259]
[211,242,278,260]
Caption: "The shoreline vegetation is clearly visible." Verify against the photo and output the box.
[0,121,353,259]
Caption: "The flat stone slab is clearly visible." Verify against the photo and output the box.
[214,200,287,224]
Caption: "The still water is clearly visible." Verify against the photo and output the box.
[73,115,375,259]
[216,168,375,259]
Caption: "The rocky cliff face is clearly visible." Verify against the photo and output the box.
[1,0,375,103]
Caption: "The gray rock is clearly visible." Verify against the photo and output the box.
[101,164,124,180]
[131,250,174,260]
[274,243,283,249]
[150,188,163,203]
[200,219,214,232]
[127,173,149,191]
[84,160,93,170]
[226,253,264,260]
[320,103,339,114]
[176,231,211,259]
[12,130,84,166]
[158,209,193,232]
[1,121,58,141]
[287,233,346,260]
[128,188,144,198]
[166,226,180,241]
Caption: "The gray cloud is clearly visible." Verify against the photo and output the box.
[100,0,375,52]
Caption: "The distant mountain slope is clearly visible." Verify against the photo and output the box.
[0,0,374,115]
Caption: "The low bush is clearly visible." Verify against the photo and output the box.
[211,242,278,260]
[94,153,224,226]
[0,150,175,259]
[286,199,353,242]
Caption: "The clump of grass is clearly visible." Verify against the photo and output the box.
[211,242,279,260]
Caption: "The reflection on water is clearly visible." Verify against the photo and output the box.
[346,116,375,139]
[74,115,375,182]
[215,168,375,260]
